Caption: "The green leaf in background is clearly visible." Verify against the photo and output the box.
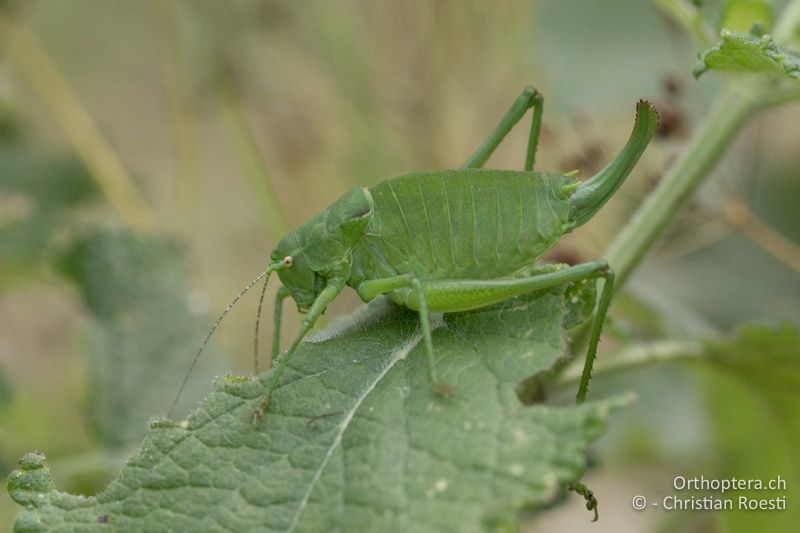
[59,228,228,447]
[8,284,629,532]
[0,148,95,284]
[705,323,800,442]
[701,324,799,532]
[694,30,800,78]
[720,0,774,33]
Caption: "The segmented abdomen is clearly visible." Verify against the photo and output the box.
[350,169,575,282]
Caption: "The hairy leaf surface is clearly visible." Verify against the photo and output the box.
[8,284,626,532]
[702,324,800,533]
[695,30,800,78]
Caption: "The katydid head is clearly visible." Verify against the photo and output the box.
[270,233,320,312]
[271,187,374,312]
[569,101,658,227]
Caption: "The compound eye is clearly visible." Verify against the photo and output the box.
[282,255,294,268]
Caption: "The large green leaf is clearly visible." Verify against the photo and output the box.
[705,323,800,442]
[694,30,800,78]
[8,283,628,532]
[701,324,800,533]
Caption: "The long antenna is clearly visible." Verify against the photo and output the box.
[167,264,279,418]
[253,271,270,374]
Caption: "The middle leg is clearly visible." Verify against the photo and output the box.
[356,274,449,395]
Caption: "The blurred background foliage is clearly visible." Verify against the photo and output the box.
[0,1,798,531]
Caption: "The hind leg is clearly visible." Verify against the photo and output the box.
[399,261,615,403]
[462,86,543,171]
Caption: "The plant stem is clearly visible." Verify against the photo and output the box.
[605,86,757,288]
[181,7,291,241]
[151,0,199,238]
[214,78,291,240]
[757,84,800,108]
[652,0,717,48]
[557,339,704,387]
[565,81,800,363]
[724,199,800,273]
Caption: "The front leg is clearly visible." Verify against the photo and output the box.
[409,277,451,396]
[257,279,345,416]
[271,286,291,360]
